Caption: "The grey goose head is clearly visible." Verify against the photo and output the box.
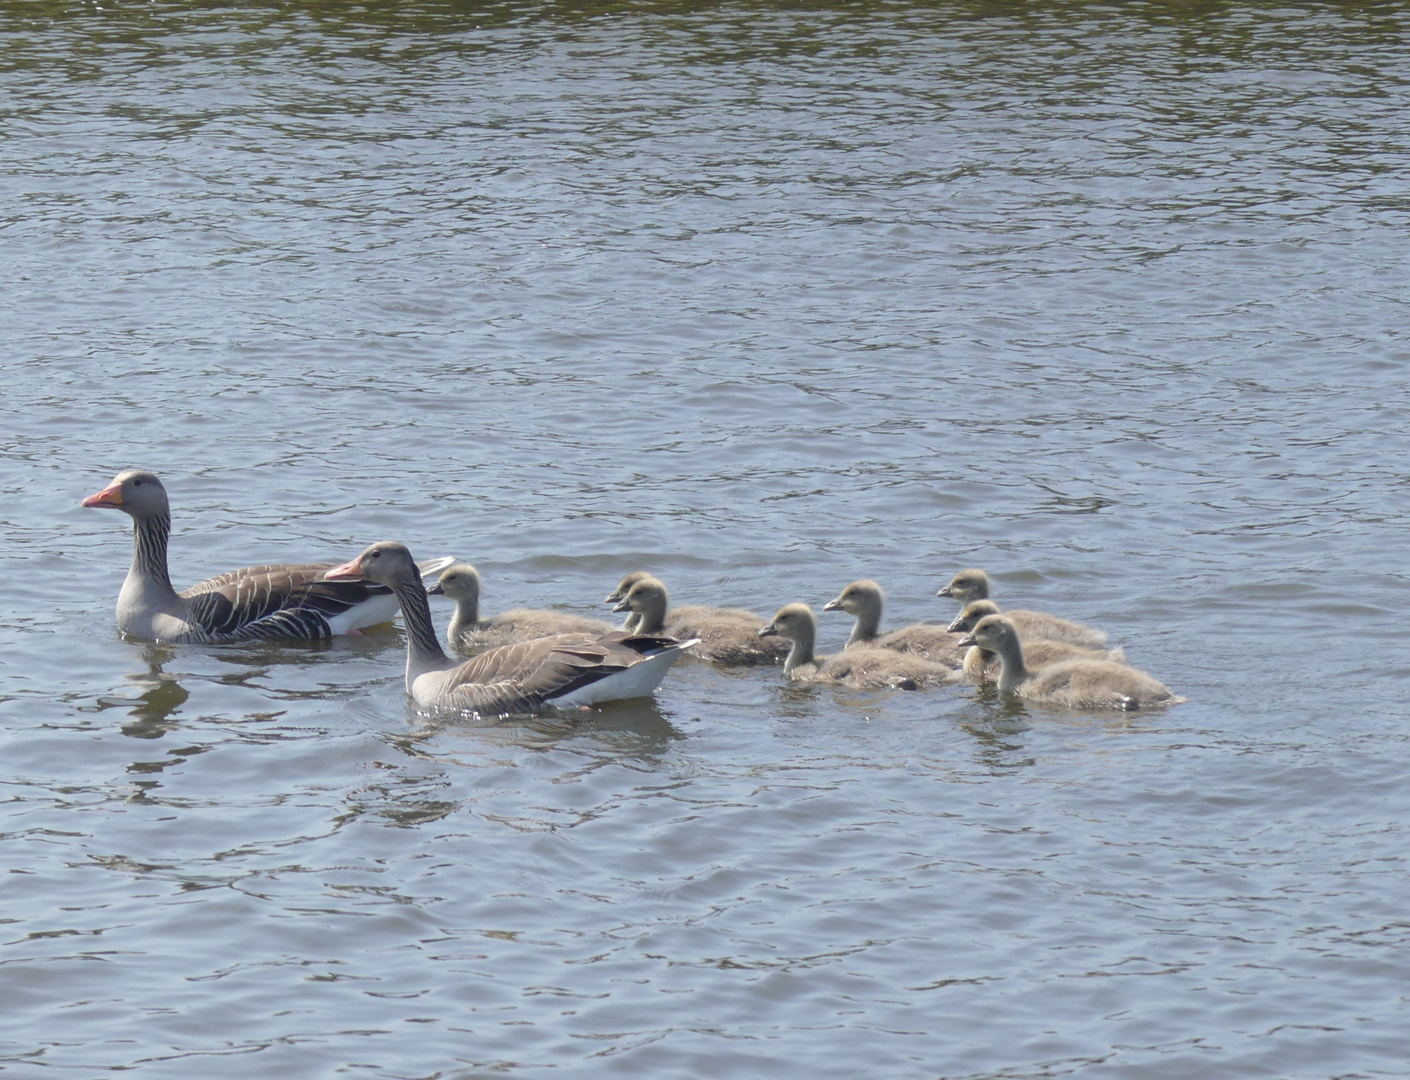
[326,540,421,589]
[82,469,170,520]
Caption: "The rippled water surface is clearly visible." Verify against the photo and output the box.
[4,3,1410,1077]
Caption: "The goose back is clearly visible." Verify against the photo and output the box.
[422,630,691,713]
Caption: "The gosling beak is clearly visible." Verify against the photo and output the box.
[822,596,844,612]
[937,585,954,599]
[603,592,620,605]
[757,624,778,638]
[946,614,967,633]
[612,597,632,613]
[955,632,977,648]
[82,483,124,509]
[426,582,445,596]
[324,556,365,581]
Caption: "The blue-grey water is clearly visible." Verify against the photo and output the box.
[4,3,1410,1077]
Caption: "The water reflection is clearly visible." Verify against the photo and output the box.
[89,645,189,740]
[392,694,684,762]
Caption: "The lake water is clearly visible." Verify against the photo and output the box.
[4,3,1410,1077]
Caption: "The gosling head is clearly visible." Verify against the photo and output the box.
[954,613,1019,653]
[759,602,816,641]
[947,598,1001,634]
[427,563,482,602]
[938,568,990,606]
[612,575,668,616]
[606,570,653,606]
[822,579,885,617]
[81,469,170,520]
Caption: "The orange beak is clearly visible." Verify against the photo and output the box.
[82,483,124,509]
[324,555,365,581]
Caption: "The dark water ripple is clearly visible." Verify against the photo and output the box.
[4,3,1410,1077]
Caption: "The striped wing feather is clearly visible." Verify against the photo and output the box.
[180,558,451,642]
[182,563,376,640]
[435,632,679,713]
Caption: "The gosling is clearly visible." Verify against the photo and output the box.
[956,614,1179,711]
[940,571,1108,649]
[759,602,959,691]
[613,575,788,665]
[430,564,614,653]
[822,578,967,668]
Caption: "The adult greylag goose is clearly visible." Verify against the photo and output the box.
[821,579,967,668]
[605,571,654,632]
[327,542,694,713]
[956,614,1179,710]
[611,575,789,665]
[758,603,958,691]
[429,563,615,654]
[946,598,1107,650]
[82,470,453,643]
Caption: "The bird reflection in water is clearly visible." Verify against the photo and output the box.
[397,693,684,762]
[90,644,190,741]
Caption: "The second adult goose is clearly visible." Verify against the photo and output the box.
[612,575,790,665]
[429,563,614,653]
[327,542,695,713]
[758,603,958,691]
[822,579,967,668]
[82,469,453,643]
[956,614,1179,711]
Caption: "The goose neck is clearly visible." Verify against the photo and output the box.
[446,594,480,643]
[130,511,177,599]
[783,627,817,674]
[847,596,883,646]
[393,578,455,681]
[633,592,668,635]
[993,635,1030,696]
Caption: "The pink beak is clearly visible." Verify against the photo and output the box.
[82,482,124,508]
[324,555,365,581]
